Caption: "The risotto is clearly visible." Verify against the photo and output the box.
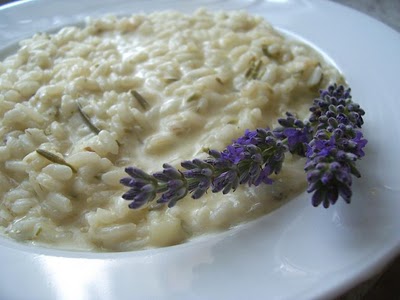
[0,9,342,251]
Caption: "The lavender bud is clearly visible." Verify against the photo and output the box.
[337,105,345,113]
[294,119,304,127]
[307,170,321,183]
[318,115,328,123]
[338,185,352,203]
[162,164,182,179]
[333,128,343,138]
[120,177,135,187]
[316,130,329,140]
[328,117,338,128]
[326,188,339,205]
[328,104,337,113]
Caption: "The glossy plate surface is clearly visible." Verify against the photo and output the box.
[1,1,400,299]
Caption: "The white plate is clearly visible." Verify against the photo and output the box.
[1,0,400,299]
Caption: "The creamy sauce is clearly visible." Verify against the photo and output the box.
[0,9,342,251]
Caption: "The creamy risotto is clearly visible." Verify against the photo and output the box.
[0,9,342,251]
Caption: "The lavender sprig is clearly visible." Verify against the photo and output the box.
[120,84,367,209]
[303,84,367,207]
[120,129,287,208]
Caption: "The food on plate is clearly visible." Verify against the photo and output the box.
[0,9,347,251]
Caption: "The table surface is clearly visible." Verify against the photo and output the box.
[0,0,399,299]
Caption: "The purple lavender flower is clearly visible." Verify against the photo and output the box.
[120,83,367,210]
[181,159,214,199]
[120,127,287,208]
[235,129,259,146]
[206,150,240,194]
[304,84,367,207]
[152,164,188,207]
[120,167,158,209]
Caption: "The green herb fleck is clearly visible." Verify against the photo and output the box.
[36,149,77,173]
[215,77,224,85]
[77,101,101,134]
[187,93,201,102]
[164,78,179,84]
[245,57,263,80]
[261,44,270,57]
[131,90,150,110]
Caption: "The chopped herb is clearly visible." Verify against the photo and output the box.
[257,67,266,80]
[83,146,96,152]
[245,57,256,78]
[245,57,263,80]
[215,77,224,85]
[131,90,150,110]
[77,101,101,134]
[36,149,77,173]
[252,60,263,79]
[186,93,200,102]
[34,226,42,237]
[164,78,179,84]
[261,44,281,60]
[261,44,270,57]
